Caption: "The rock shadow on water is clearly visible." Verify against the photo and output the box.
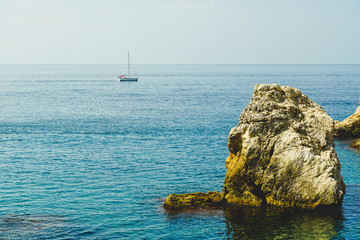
[164,205,345,239]
[224,206,344,239]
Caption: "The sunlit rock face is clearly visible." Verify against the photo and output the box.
[223,84,346,209]
[335,97,360,138]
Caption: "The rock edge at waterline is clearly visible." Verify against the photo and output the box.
[164,84,346,211]
[350,138,360,149]
[163,191,225,210]
[335,96,360,139]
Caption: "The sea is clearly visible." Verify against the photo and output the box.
[0,64,359,239]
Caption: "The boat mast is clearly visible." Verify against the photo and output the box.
[128,51,130,77]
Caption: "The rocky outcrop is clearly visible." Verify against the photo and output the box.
[334,97,360,138]
[223,84,345,209]
[350,138,360,149]
[163,192,224,210]
[164,84,346,210]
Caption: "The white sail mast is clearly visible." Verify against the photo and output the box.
[128,51,130,77]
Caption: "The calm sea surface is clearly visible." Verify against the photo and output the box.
[0,64,359,239]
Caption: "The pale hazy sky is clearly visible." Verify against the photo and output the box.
[0,0,359,64]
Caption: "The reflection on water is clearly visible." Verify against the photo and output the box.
[224,207,344,239]
[165,206,344,239]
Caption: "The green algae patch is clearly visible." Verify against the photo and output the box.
[164,191,225,210]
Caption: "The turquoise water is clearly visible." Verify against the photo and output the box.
[0,64,359,239]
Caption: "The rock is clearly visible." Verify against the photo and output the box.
[164,84,346,210]
[334,97,360,138]
[163,191,224,210]
[223,84,346,209]
[350,138,360,149]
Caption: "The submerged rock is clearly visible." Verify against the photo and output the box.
[334,97,360,138]
[164,191,224,210]
[223,84,345,209]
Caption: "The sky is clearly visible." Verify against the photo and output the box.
[0,0,359,64]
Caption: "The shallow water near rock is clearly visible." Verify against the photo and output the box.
[0,64,359,239]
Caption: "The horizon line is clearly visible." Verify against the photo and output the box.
[0,63,359,65]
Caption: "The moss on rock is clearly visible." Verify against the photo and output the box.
[164,191,225,210]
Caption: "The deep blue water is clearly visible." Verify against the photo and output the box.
[0,64,359,239]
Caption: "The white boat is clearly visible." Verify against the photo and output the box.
[118,51,138,82]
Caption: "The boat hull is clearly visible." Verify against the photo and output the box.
[118,77,138,82]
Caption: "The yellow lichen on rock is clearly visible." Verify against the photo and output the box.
[163,191,224,210]
[350,138,360,149]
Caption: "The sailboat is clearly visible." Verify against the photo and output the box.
[118,51,138,82]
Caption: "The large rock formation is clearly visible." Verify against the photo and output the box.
[334,97,360,138]
[164,84,346,210]
[223,84,345,209]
